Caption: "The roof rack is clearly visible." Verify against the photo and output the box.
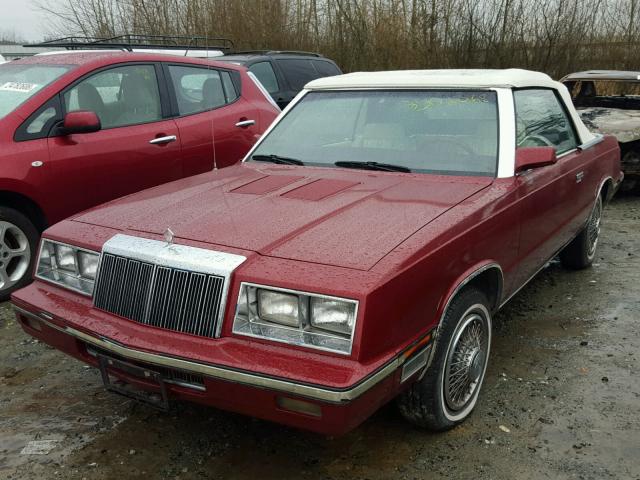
[25,34,235,53]
[230,50,323,57]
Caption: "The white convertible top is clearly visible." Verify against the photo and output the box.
[306,68,596,145]
[307,69,559,90]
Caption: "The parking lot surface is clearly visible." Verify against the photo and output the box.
[1,196,639,480]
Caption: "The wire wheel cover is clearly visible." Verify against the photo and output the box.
[587,198,602,257]
[443,310,490,413]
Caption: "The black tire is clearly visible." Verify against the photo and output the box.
[560,194,603,270]
[0,206,39,302]
[397,288,492,431]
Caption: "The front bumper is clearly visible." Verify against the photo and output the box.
[12,286,433,435]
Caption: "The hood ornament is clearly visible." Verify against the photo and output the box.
[163,227,175,246]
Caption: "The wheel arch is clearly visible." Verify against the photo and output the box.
[597,176,614,204]
[437,262,504,324]
[0,190,48,232]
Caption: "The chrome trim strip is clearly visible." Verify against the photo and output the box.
[13,305,399,404]
[578,133,604,151]
[442,263,504,316]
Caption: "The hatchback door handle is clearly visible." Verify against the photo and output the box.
[149,135,177,145]
[235,119,256,128]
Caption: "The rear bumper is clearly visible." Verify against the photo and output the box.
[13,301,432,435]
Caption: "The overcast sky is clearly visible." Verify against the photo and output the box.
[0,0,61,42]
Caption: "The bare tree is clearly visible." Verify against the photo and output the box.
[34,0,640,77]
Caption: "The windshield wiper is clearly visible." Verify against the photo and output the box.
[252,154,304,166]
[334,161,411,173]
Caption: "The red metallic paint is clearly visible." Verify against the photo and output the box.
[0,52,279,227]
[61,110,101,134]
[515,146,557,172]
[11,121,622,434]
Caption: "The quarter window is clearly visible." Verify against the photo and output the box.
[15,97,62,141]
[249,62,279,93]
[168,65,227,115]
[514,89,578,154]
[221,71,239,103]
[64,65,162,129]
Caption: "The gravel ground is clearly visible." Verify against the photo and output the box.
[1,195,639,480]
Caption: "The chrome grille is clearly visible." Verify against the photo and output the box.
[94,253,225,338]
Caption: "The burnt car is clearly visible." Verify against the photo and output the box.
[12,69,622,435]
[562,70,640,191]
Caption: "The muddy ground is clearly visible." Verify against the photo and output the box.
[1,196,639,480]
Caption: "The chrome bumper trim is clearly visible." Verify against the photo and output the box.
[13,305,400,404]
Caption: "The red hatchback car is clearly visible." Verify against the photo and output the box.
[13,69,622,435]
[0,51,280,300]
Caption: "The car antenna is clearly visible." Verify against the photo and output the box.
[205,34,218,171]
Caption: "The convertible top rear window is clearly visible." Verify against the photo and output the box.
[250,90,499,176]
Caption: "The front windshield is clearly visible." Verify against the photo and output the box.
[0,63,71,120]
[250,90,499,176]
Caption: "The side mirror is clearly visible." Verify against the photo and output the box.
[61,111,101,135]
[515,147,557,173]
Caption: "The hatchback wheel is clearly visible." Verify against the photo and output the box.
[0,207,39,302]
[398,288,491,431]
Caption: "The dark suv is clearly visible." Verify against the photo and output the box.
[218,51,342,109]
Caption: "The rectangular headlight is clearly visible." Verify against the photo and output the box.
[233,283,358,355]
[257,289,300,326]
[310,297,356,335]
[36,239,100,296]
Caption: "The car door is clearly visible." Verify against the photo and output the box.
[165,63,261,173]
[514,88,589,285]
[47,63,182,213]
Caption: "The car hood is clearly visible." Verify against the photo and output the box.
[577,106,640,143]
[73,164,492,271]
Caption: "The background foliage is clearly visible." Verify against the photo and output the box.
[37,0,640,78]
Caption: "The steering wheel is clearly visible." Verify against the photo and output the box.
[519,134,554,147]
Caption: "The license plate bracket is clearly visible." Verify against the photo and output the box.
[97,354,170,411]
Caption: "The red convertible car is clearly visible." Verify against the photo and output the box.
[12,69,622,435]
[0,51,279,300]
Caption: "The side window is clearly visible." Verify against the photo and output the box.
[168,65,226,115]
[248,62,279,94]
[64,65,162,129]
[221,71,239,103]
[276,59,318,91]
[514,89,578,154]
[15,97,62,141]
[312,60,341,77]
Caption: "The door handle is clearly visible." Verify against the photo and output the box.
[149,135,177,145]
[576,171,585,183]
[235,119,256,128]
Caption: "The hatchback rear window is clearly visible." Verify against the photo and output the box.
[276,59,319,90]
[0,64,70,119]
[313,60,341,77]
